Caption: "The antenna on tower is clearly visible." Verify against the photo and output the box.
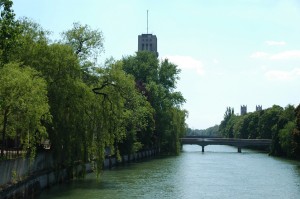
[147,10,149,34]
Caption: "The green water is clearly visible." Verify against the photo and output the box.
[39,145,300,199]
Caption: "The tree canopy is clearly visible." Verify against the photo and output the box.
[0,0,187,176]
[218,104,300,158]
[0,63,50,157]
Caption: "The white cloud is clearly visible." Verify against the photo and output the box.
[250,51,269,58]
[265,68,300,81]
[164,55,205,75]
[270,50,300,60]
[250,50,300,60]
[265,41,286,46]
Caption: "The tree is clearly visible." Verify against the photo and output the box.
[279,121,296,157]
[292,104,300,159]
[91,60,155,172]
[273,105,296,156]
[61,22,104,74]
[0,63,50,157]
[232,115,246,138]
[31,43,89,173]
[122,52,186,155]
[258,105,283,139]
[10,17,50,65]
[0,0,20,66]
[123,51,159,85]
[247,112,260,139]
[219,107,235,137]
[159,59,181,90]
[161,107,187,154]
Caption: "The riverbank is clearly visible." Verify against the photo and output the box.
[0,149,158,199]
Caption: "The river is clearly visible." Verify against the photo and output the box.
[39,145,300,199]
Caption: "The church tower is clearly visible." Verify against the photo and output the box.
[241,105,247,115]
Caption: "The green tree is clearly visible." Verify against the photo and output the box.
[91,60,155,171]
[273,105,296,156]
[61,22,104,77]
[62,22,104,60]
[292,104,300,159]
[122,52,186,155]
[279,121,296,157]
[258,105,283,139]
[232,115,245,138]
[10,17,50,65]
[218,104,299,158]
[247,112,261,139]
[0,0,20,66]
[32,43,89,173]
[0,63,50,157]
[219,107,235,137]
[123,51,159,85]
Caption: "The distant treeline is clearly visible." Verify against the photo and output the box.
[0,0,187,176]
[219,104,300,159]
[186,125,220,137]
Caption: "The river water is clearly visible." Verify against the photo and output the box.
[39,145,300,199]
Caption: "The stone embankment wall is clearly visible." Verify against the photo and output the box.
[0,152,53,187]
[0,149,158,199]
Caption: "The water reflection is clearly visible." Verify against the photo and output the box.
[39,145,300,199]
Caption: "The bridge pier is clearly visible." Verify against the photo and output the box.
[237,147,241,153]
[202,146,204,153]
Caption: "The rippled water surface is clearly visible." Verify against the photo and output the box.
[39,145,300,199]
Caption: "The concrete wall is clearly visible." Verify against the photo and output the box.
[0,152,53,187]
[0,167,71,199]
[0,149,158,199]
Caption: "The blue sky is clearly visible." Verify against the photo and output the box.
[13,0,300,129]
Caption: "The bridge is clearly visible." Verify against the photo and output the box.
[181,137,272,153]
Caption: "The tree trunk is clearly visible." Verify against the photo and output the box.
[1,108,9,157]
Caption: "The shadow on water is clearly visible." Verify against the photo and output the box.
[40,157,173,198]
[182,144,267,154]
[40,174,133,199]
[39,171,113,198]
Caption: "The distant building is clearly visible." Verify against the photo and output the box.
[138,10,159,57]
[256,105,262,111]
[138,33,158,57]
[241,105,247,115]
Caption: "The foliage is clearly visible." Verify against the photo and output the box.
[0,63,50,157]
[279,121,296,158]
[218,104,299,158]
[91,60,155,173]
[186,125,220,137]
[219,107,235,138]
[292,104,300,159]
[0,3,187,177]
[61,22,104,73]
[0,0,20,66]
[123,51,187,155]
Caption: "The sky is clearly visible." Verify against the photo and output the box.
[12,0,300,129]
